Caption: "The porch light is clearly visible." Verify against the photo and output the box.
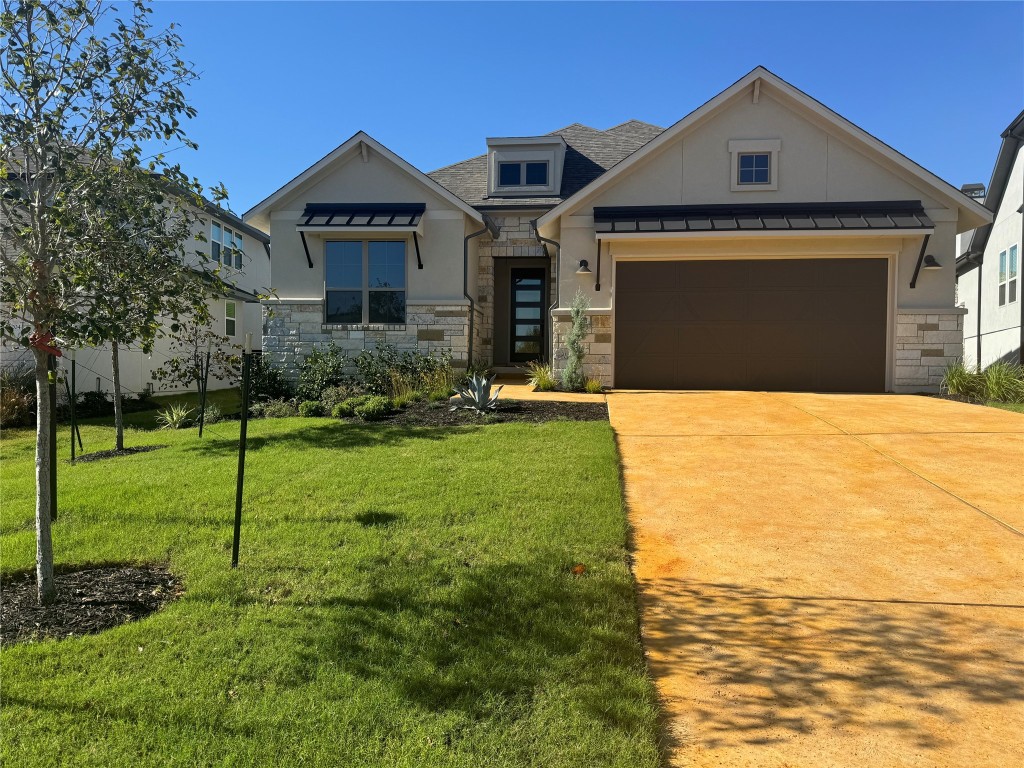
[576,259,592,275]
[922,255,942,270]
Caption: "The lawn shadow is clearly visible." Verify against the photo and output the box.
[290,558,655,735]
[181,421,483,456]
[638,578,1024,756]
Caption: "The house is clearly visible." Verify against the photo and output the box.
[1,202,270,397]
[956,110,1023,369]
[245,67,991,393]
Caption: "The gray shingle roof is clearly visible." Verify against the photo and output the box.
[427,120,663,209]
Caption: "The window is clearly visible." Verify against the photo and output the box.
[225,301,236,337]
[497,161,548,188]
[211,222,244,268]
[728,139,781,191]
[999,244,1018,306]
[325,240,406,324]
[737,153,771,185]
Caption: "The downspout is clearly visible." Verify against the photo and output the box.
[532,221,560,364]
[976,256,983,371]
[464,215,499,366]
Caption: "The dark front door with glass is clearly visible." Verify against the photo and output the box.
[510,268,545,362]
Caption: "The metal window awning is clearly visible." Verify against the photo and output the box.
[593,201,934,237]
[297,202,425,231]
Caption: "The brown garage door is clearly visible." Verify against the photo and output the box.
[614,258,888,392]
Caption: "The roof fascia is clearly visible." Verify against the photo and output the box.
[244,131,482,225]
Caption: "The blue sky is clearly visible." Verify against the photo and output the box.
[147,1,1024,214]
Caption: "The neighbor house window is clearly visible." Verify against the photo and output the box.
[325,240,406,324]
[999,244,1018,305]
[225,301,236,336]
[497,161,548,188]
[211,222,243,268]
[737,152,771,185]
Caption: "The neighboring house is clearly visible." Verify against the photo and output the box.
[956,110,1024,369]
[246,67,991,393]
[1,202,271,396]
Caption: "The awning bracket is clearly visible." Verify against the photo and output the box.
[413,230,423,270]
[299,230,313,269]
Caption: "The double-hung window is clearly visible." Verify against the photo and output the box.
[999,244,1018,305]
[325,240,407,324]
[225,301,237,336]
[211,222,243,268]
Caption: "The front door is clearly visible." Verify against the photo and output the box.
[509,268,546,362]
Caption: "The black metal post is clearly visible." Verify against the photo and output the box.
[47,355,57,521]
[72,357,82,451]
[231,344,252,568]
[198,343,211,438]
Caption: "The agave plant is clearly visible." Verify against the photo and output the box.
[156,403,194,430]
[451,373,503,413]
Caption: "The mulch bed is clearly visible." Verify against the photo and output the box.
[376,399,608,427]
[71,445,166,463]
[1,564,180,646]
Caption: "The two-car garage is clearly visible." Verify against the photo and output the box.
[613,257,889,392]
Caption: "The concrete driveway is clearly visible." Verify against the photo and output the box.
[609,392,1024,767]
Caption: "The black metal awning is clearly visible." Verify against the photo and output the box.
[299,202,425,228]
[593,201,934,234]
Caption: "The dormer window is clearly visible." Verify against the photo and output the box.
[487,136,565,197]
[498,161,549,187]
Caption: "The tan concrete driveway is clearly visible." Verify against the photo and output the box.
[609,392,1024,768]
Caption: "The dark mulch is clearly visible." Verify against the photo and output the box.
[1,564,180,646]
[72,445,167,463]
[379,399,608,427]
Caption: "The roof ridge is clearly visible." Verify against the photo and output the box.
[605,118,664,132]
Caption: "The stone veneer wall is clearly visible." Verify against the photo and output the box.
[474,215,553,366]
[551,311,613,386]
[894,310,965,392]
[263,300,470,377]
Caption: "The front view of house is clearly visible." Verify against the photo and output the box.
[245,67,991,393]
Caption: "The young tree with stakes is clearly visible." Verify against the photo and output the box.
[0,0,206,604]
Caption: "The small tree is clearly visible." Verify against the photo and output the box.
[0,0,202,603]
[561,289,590,392]
[151,318,241,395]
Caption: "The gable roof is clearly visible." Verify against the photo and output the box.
[536,66,993,232]
[427,120,663,209]
[958,108,1024,266]
[243,131,484,228]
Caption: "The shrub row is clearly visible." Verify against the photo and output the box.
[942,360,1024,403]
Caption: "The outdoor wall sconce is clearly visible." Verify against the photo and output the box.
[922,255,942,270]
[909,234,941,289]
[576,259,592,275]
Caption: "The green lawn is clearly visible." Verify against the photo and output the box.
[0,418,660,767]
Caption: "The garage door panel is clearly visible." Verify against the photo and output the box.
[615,258,887,392]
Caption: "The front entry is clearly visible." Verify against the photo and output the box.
[509,268,546,362]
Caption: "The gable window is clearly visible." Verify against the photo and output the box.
[497,161,549,188]
[212,222,243,268]
[728,139,781,191]
[325,240,407,325]
[737,152,771,185]
[999,244,1018,305]
[225,301,237,337]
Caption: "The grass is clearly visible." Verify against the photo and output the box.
[0,417,660,767]
[79,388,242,431]
[987,400,1024,414]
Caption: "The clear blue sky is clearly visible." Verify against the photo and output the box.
[148,1,1024,214]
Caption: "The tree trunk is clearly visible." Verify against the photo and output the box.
[34,348,56,605]
[111,340,124,451]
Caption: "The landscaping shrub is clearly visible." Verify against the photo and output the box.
[298,400,326,417]
[427,389,452,403]
[355,345,454,397]
[0,387,34,428]
[584,377,604,394]
[156,403,193,429]
[451,373,502,413]
[333,395,372,417]
[250,354,294,402]
[354,395,392,421]
[981,361,1024,403]
[561,289,590,391]
[252,399,297,418]
[526,361,557,391]
[296,346,349,401]
[320,384,359,413]
[200,402,223,425]
[75,390,113,418]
